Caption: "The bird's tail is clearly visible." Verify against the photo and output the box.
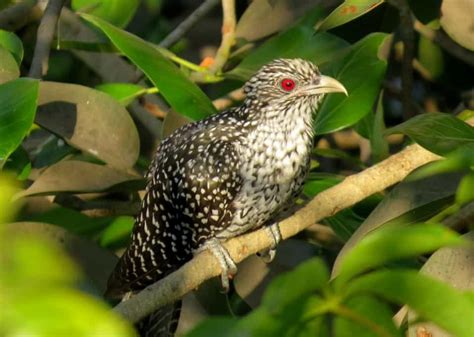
[137,301,182,337]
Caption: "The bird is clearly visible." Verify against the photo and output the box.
[105,58,347,336]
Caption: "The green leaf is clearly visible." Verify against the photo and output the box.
[0,45,19,84]
[16,160,141,198]
[0,29,23,65]
[96,82,154,106]
[186,317,237,337]
[3,146,31,180]
[0,78,38,167]
[456,172,474,205]
[228,8,349,81]
[345,270,474,337]
[81,14,216,121]
[385,113,474,156]
[99,216,134,248]
[262,258,329,313]
[37,81,139,169]
[418,33,444,80]
[72,0,139,28]
[335,223,463,287]
[314,33,388,134]
[316,0,385,31]
[334,295,401,337]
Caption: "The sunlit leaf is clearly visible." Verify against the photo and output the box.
[385,113,474,156]
[99,216,134,248]
[81,14,216,120]
[440,0,474,50]
[37,81,139,169]
[228,8,348,80]
[316,0,385,31]
[0,29,23,65]
[96,82,153,106]
[0,45,19,84]
[72,0,139,28]
[334,223,463,286]
[314,33,388,134]
[346,270,474,337]
[456,172,474,205]
[0,78,38,166]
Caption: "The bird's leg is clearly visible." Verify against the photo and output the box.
[199,238,237,292]
[257,222,282,263]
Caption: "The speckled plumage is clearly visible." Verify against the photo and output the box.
[106,59,346,313]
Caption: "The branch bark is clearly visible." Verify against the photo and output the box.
[113,141,446,323]
[159,0,220,49]
[28,0,65,79]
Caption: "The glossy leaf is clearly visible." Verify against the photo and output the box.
[228,8,349,81]
[385,113,474,156]
[81,14,216,120]
[16,160,140,198]
[235,0,322,41]
[0,29,23,65]
[96,82,153,106]
[72,0,139,28]
[316,0,385,31]
[334,295,401,337]
[37,81,139,169]
[99,216,134,248]
[0,45,19,84]
[0,78,38,166]
[346,270,474,337]
[262,258,329,313]
[334,223,463,286]
[314,33,388,134]
[332,172,462,276]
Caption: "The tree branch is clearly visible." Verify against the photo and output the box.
[0,0,37,30]
[389,0,415,120]
[159,0,220,49]
[113,140,450,323]
[28,0,65,79]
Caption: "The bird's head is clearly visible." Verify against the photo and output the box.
[243,58,347,112]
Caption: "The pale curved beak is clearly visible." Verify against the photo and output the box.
[302,75,348,96]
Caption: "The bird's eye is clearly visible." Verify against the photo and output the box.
[280,78,296,92]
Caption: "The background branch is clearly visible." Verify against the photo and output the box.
[159,0,220,49]
[28,0,66,79]
[113,139,450,323]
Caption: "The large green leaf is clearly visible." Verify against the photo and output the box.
[0,29,23,65]
[37,81,139,169]
[334,223,463,287]
[95,82,154,106]
[385,113,474,156]
[0,78,38,167]
[16,160,141,198]
[346,270,474,337]
[0,45,19,84]
[227,8,349,81]
[72,0,139,28]
[314,33,388,134]
[81,14,216,121]
[316,0,385,31]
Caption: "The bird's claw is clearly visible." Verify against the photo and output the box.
[202,238,238,293]
[257,222,282,264]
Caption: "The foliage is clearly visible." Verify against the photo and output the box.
[0,0,473,336]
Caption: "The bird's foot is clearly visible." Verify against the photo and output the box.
[257,222,282,264]
[202,238,237,292]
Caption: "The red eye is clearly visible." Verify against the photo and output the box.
[280,78,296,91]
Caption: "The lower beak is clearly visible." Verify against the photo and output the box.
[302,75,348,96]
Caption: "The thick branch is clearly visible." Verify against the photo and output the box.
[159,0,220,49]
[113,142,444,323]
[28,0,65,79]
[0,0,37,30]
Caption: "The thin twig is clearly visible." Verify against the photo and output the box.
[159,0,220,49]
[112,136,458,323]
[389,0,415,120]
[28,0,65,79]
[414,20,474,67]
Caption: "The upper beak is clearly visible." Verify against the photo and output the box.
[301,75,348,96]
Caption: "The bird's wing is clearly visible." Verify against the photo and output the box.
[105,135,242,298]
